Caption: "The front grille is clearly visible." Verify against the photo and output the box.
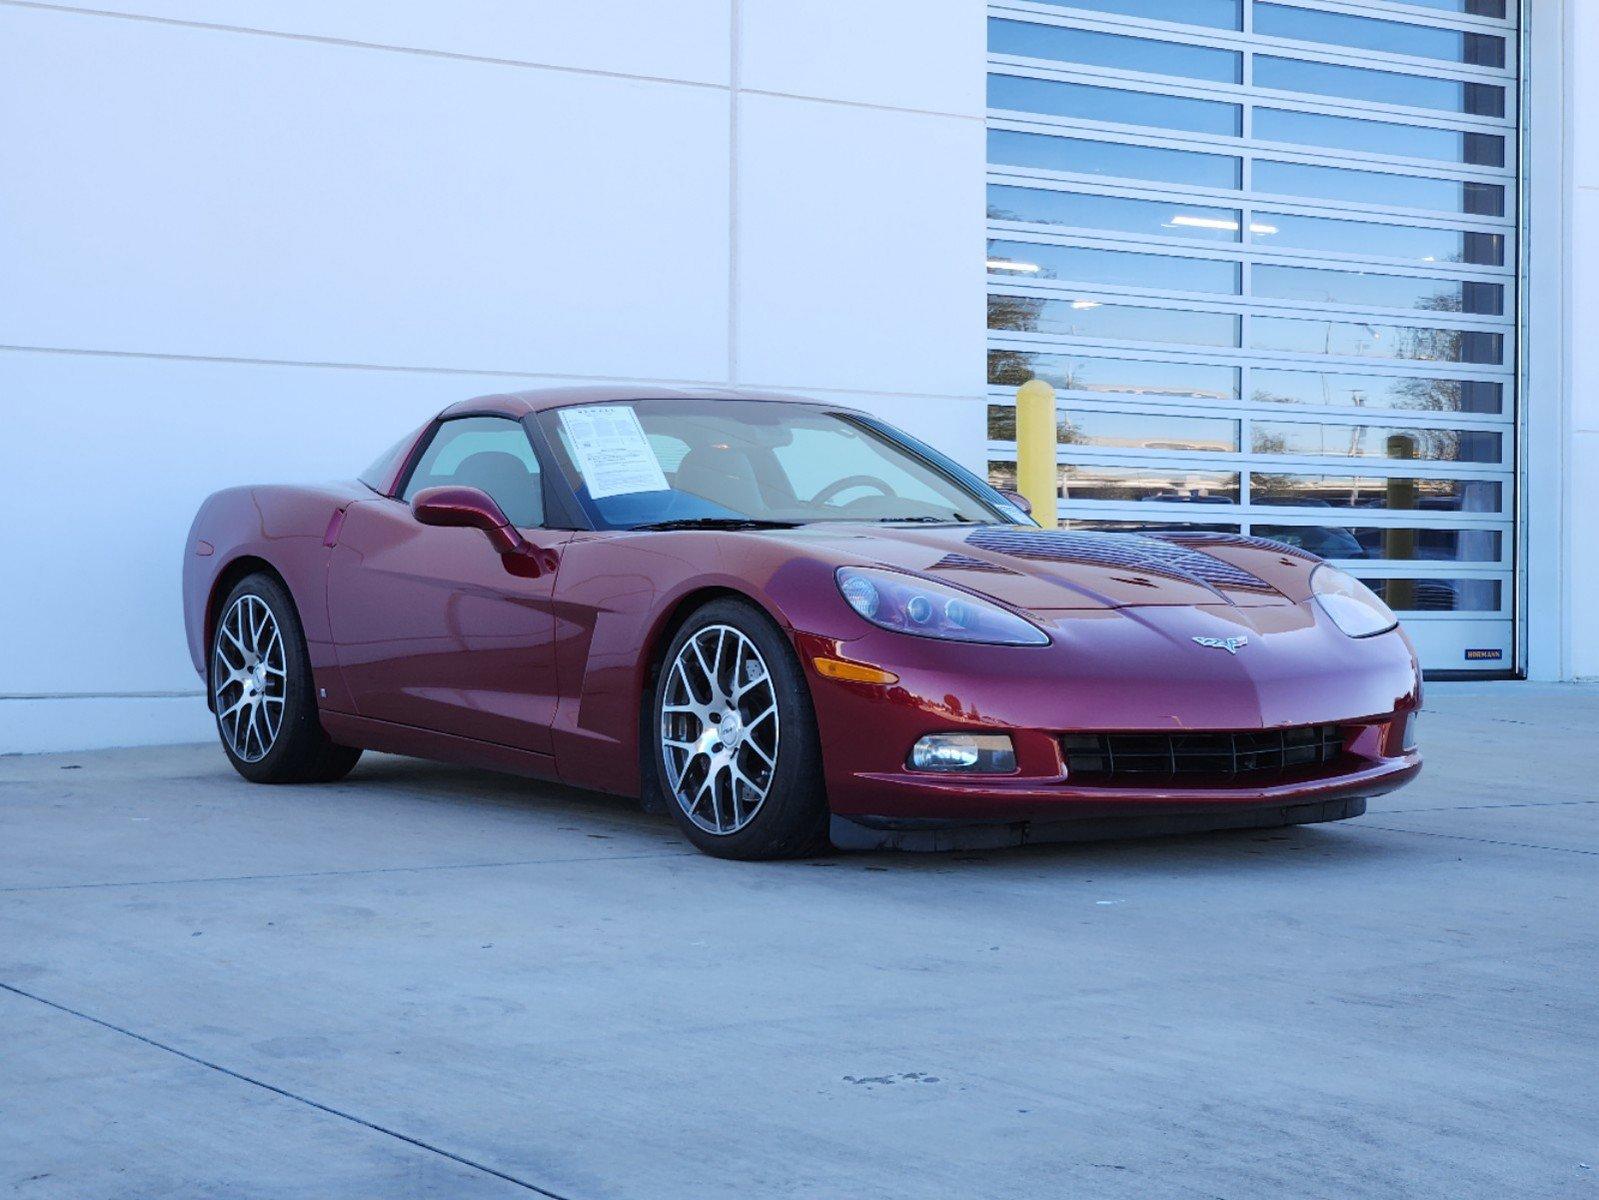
[1063,724,1344,785]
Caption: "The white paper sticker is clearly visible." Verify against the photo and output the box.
[558,405,670,500]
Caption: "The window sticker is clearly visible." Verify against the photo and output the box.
[558,406,670,499]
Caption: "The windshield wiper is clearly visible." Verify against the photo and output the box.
[629,517,804,532]
[872,515,986,525]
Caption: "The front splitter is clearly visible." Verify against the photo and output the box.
[827,796,1365,852]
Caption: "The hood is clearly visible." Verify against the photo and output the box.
[772,525,1321,611]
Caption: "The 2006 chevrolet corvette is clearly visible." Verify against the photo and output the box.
[183,386,1420,858]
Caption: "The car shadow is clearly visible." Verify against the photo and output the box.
[324,753,1400,874]
[328,752,668,834]
[831,822,1398,877]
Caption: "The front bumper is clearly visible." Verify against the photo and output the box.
[793,600,1422,823]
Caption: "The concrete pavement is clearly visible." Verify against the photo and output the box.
[1,684,1595,1199]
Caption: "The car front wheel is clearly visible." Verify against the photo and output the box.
[651,598,828,860]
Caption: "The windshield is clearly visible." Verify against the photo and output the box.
[537,399,1007,530]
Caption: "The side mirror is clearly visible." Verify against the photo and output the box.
[999,489,1033,516]
[411,486,528,560]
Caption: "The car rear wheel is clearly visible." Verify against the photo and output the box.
[212,572,362,784]
[651,599,828,860]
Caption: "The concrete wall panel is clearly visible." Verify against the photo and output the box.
[740,0,984,115]
[12,0,731,85]
[735,93,984,402]
[0,6,731,381]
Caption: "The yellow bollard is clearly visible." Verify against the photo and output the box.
[1384,433,1417,612]
[1014,379,1058,527]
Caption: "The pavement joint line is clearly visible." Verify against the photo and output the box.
[1376,799,1599,812]
[0,981,578,1199]
[1361,824,1599,857]
[0,848,698,894]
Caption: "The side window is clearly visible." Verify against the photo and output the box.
[401,416,544,527]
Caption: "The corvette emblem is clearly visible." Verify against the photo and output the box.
[1193,635,1248,654]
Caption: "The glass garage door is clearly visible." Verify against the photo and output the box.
[984,0,1519,674]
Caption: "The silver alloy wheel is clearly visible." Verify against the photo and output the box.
[213,593,287,763]
[660,624,779,835]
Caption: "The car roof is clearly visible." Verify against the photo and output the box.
[439,385,855,421]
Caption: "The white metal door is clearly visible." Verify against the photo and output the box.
[983,0,1519,673]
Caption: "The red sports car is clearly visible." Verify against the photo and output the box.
[182,387,1420,859]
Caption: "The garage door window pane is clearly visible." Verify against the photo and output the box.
[1254,524,1502,561]
[989,75,1241,136]
[1065,410,1238,451]
[1251,316,1503,364]
[1251,368,1502,413]
[989,18,1242,82]
[1066,464,1241,502]
[1254,55,1505,116]
[1254,4,1506,68]
[1026,0,1242,29]
[990,349,1240,399]
[989,294,1240,346]
[1401,0,1504,15]
[1065,518,1242,533]
[1255,159,1505,216]
[1252,420,1501,462]
[1253,212,1504,266]
[988,239,1240,292]
[1255,108,1504,167]
[989,461,1243,503]
[1253,264,1503,315]
[1250,472,1502,510]
[989,185,1243,242]
[1361,577,1501,611]
[989,130,1241,189]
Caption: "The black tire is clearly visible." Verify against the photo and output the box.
[210,571,362,784]
[649,598,829,860]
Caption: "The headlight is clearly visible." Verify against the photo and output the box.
[835,567,1049,646]
[1311,564,1398,638]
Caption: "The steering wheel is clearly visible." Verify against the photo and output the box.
[811,474,897,507]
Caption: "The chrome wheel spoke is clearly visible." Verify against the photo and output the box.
[689,639,716,694]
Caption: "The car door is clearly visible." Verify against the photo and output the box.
[326,415,570,755]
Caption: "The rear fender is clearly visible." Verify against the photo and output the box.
[183,483,369,702]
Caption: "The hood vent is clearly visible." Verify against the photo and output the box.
[964,528,1277,595]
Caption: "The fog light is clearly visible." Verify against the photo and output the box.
[908,733,1016,774]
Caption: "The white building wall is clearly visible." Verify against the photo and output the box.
[0,1,986,752]
[1570,0,1599,679]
